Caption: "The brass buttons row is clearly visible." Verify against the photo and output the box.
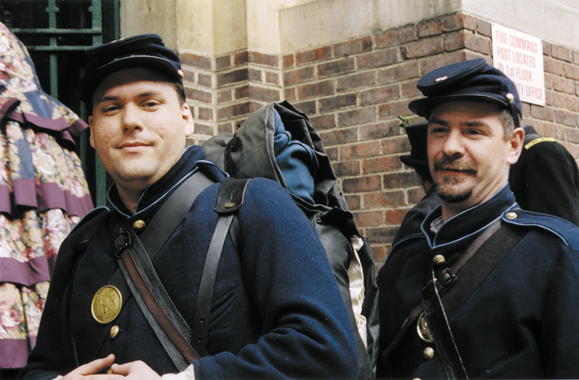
[110,325,120,339]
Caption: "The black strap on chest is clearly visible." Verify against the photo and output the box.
[381,218,527,378]
[73,171,214,367]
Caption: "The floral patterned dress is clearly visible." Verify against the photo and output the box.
[0,23,93,369]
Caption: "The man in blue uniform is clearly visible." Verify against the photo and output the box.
[20,34,358,380]
[377,58,579,379]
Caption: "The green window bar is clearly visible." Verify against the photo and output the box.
[5,0,120,207]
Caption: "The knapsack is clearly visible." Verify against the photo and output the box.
[203,100,379,379]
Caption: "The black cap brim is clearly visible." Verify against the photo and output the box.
[408,94,511,119]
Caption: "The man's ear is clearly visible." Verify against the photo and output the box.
[88,116,96,148]
[507,127,525,165]
[182,103,194,137]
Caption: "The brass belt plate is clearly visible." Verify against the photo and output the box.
[417,312,434,343]
[91,285,122,324]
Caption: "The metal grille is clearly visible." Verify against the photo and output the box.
[1,0,120,206]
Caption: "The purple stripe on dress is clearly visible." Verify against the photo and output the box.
[12,178,37,209]
[0,257,51,286]
[0,339,32,368]
[0,185,10,214]
[35,182,66,212]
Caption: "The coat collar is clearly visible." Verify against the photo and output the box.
[421,184,518,250]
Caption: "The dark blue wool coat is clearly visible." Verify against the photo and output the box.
[21,146,358,380]
[377,185,579,379]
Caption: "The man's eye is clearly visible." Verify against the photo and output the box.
[143,101,160,108]
[102,105,120,113]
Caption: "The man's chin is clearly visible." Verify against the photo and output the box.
[435,185,473,203]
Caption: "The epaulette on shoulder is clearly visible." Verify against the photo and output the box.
[501,209,579,246]
[524,136,556,150]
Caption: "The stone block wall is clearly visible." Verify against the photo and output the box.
[179,12,579,268]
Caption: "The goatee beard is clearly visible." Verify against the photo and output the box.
[432,156,477,203]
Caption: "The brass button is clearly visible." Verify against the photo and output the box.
[506,93,515,101]
[110,325,120,339]
[133,220,146,231]
[506,212,517,220]
[433,254,446,266]
[423,347,435,360]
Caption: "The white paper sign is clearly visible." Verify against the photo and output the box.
[492,23,545,105]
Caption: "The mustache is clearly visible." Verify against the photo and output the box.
[433,156,477,174]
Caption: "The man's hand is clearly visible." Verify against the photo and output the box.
[62,354,123,379]
[109,361,162,380]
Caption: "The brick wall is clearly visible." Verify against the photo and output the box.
[180,12,579,268]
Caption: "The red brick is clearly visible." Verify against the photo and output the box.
[183,70,195,84]
[293,100,316,116]
[442,13,467,32]
[235,85,249,99]
[566,94,579,113]
[284,66,315,86]
[248,51,279,67]
[345,195,361,210]
[333,161,361,176]
[545,58,564,76]
[543,73,553,90]
[542,41,551,57]
[186,88,212,103]
[218,122,235,134]
[567,128,579,144]
[421,51,467,74]
[376,25,417,48]
[342,175,382,193]
[249,86,281,102]
[248,68,262,82]
[555,109,578,127]
[334,36,373,57]
[574,51,579,65]
[552,45,573,62]
[217,102,250,120]
[337,107,376,127]
[553,76,575,94]
[179,53,211,69]
[402,38,444,59]
[297,80,335,99]
[372,245,388,263]
[529,104,554,121]
[318,58,356,77]
[362,156,402,173]
[377,61,420,84]
[326,146,339,161]
[217,89,232,104]
[284,87,296,101]
[354,211,384,227]
[310,114,335,130]
[283,54,294,68]
[360,121,399,140]
[418,19,444,37]
[296,46,333,65]
[216,55,231,70]
[319,94,357,112]
[337,72,376,91]
[401,79,421,97]
[408,186,427,204]
[383,172,421,188]
[382,135,411,155]
[366,225,398,244]
[217,69,248,87]
[386,208,408,225]
[265,72,280,85]
[356,49,398,69]
[198,73,212,87]
[476,18,492,37]
[249,101,264,114]
[234,51,248,65]
[565,64,579,80]
[318,127,358,146]
[545,89,566,107]
[543,123,567,140]
[378,100,413,119]
[363,190,405,207]
[340,141,382,160]
[360,85,400,106]
[194,124,213,136]
[450,31,491,55]
[198,107,213,121]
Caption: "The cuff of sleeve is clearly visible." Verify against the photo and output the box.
[161,364,195,380]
